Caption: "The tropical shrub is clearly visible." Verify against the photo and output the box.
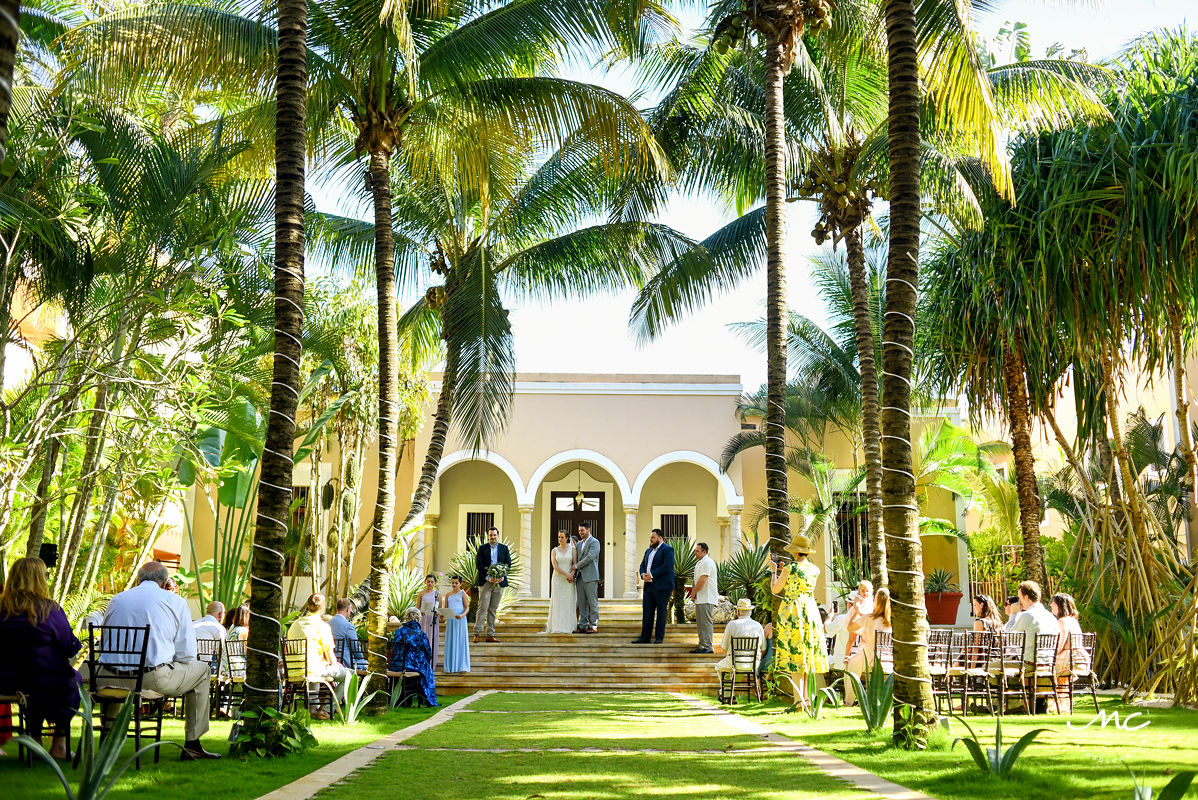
[844,664,894,732]
[336,672,380,725]
[952,716,1047,778]
[230,706,317,757]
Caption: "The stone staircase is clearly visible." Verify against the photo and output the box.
[432,598,719,694]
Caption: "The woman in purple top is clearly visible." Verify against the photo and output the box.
[0,557,82,759]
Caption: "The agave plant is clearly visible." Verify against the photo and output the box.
[952,715,1048,778]
[1129,769,1196,800]
[449,539,523,619]
[667,537,697,623]
[844,663,894,733]
[16,691,177,800]
[335,672,380,725]
[718,542,772,609]
[386,567,428,620]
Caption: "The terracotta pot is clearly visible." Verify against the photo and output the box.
[925,592,963,625]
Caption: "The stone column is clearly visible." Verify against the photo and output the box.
[624,505,639,598]
[717,516,731,560]
[420,513,438,575]
[728,505,744,557]
[518,505,534,597]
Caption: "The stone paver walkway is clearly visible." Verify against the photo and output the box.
[255,691,490,800]
[675,694,935,800]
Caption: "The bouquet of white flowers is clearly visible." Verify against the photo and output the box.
[487,563,509,582]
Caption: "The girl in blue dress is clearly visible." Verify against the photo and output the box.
[442,576,471,673]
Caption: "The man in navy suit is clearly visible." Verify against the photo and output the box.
[632,528,675,644]
[474,526,511,642]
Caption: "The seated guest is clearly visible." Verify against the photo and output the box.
[388,607,439,707]
[329,598,367,671]
[715,598,765,677]
[971,595,1003,633]
[844,587,892,706]
[1010,580,1059,665]
[1051,592,1089,712]
[0,557,83,760]
[1003,595,1022,631]
[758,622,775,677]
[286,593,349,716]
[223,603,249,641]
[100,561,219,760]
[193,601,225,641]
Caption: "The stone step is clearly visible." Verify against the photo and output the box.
[434,675,713,692]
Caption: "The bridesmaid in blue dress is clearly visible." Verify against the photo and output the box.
[442,576,471,673]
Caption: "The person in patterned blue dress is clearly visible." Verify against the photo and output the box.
[388,607,438,706]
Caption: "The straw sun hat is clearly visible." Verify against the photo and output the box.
[784,534,813,557]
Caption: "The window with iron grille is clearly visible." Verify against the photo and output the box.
[660,513,689,539]
[833,492,869,583]
[466,511,496,548]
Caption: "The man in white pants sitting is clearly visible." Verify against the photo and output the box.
[99,562,220,760]
[715,598,765,677]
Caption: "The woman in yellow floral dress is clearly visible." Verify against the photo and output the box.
[770,534,828,704]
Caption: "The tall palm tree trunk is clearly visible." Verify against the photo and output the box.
[763,36,791,559]
[400,364,456,532]
[243,0,306,722]
[0,0,19,164]
[1168,305,1197,556]
[881,0,934,741]
[1000,334,1045,585]
[365,147,400,709]
[845,226,886,587]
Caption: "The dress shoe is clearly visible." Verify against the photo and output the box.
[690,647,714,654]
[631,638,650,644]
[654,639,664,644]
[180,745,222,761]
[472,635,481,643]
[584,628,597,634]
[572,629,587,634]
[486,636,500,643]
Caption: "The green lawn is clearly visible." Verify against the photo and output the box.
[318,691,874,800]
[723,695,1198,800]
[1,698,458,800]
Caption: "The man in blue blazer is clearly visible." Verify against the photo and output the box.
[632,528,675,644]
[474,526,511,642]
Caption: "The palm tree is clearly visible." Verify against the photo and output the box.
[72,0,670,689]
[0,0,17,162]
[698,0,834,559]
[631,0,1103,587]
[243,0,307,723]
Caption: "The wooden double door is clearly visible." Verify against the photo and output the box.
[548,491,606,598]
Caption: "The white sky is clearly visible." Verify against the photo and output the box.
[321,1,1194,390]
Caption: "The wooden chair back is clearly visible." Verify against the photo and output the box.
[730,636,761,673]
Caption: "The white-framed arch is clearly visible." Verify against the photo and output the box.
[435,449,526,499]
[630,450,744,508]
[523,448,633,505]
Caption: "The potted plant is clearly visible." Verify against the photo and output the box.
[924,568,962,625]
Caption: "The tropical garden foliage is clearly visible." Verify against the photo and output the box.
[0,0,1196,760]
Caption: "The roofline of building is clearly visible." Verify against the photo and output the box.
[429,372,744,396]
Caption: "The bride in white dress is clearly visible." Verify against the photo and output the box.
[545,530,578,634]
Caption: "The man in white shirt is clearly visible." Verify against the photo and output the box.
[715,598,764,676]
[193,601,226,642]
[100,562,220,760]
[687,542,719,654]
[1010,580,1058,664]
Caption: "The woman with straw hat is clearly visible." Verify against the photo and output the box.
[769,533,828,707]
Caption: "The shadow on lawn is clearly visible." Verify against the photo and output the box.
[724,696,1198,800]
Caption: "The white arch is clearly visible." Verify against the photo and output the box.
[630,450,744,507]
[436,449,526,500]
[523,449,633,506]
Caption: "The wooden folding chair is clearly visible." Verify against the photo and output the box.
[1023,633,1061,715]
[281,638,336,717]
[719,636,762,704]
[196,638,223,720]
[1066,633,1100,713]
[990,630,1027,715]
[86,624,165,768]
[927,629,952,714]
[0,693,31,765]
[873,631,894,674]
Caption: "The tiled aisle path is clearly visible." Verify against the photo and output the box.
[260,692,932,800]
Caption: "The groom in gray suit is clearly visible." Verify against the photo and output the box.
[573,522,601,633]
